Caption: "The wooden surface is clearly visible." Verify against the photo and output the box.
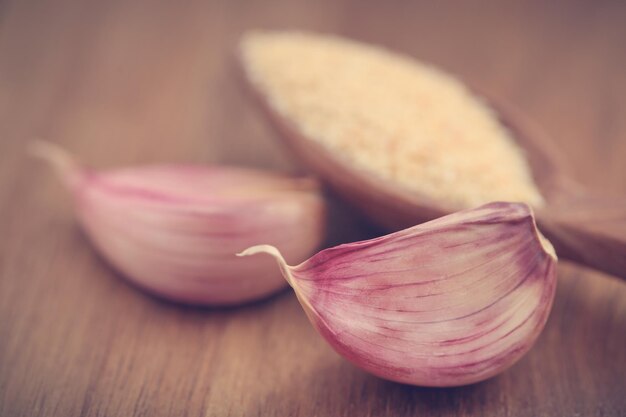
[1,0,625,416]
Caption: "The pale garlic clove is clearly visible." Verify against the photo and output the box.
[239,202,557,387]
[31,140,326,305]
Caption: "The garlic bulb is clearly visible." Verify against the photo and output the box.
[32,141,325,305]
[239,202,557,386]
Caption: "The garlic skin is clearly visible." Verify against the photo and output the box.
[32,141,325,305]
[239,202,557,387]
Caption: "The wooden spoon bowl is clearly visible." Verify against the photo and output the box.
[238,56,626,280]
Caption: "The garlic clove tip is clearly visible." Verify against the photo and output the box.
[238,244,297,289]
[29,139,83,189]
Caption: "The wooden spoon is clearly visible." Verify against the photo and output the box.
[237,58,626,280]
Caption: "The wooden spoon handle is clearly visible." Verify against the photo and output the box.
[538,191,626,280]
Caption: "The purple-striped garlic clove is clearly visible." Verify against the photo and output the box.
[238,202,557,387]
[31,140,326,305]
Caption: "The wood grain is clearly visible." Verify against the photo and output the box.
[1,0,625,416]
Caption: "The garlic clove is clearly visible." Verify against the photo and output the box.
[238,202,557,387]
[31,140,326,305]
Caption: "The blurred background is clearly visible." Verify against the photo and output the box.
[0,1,625,416]
[1,0,625,188]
